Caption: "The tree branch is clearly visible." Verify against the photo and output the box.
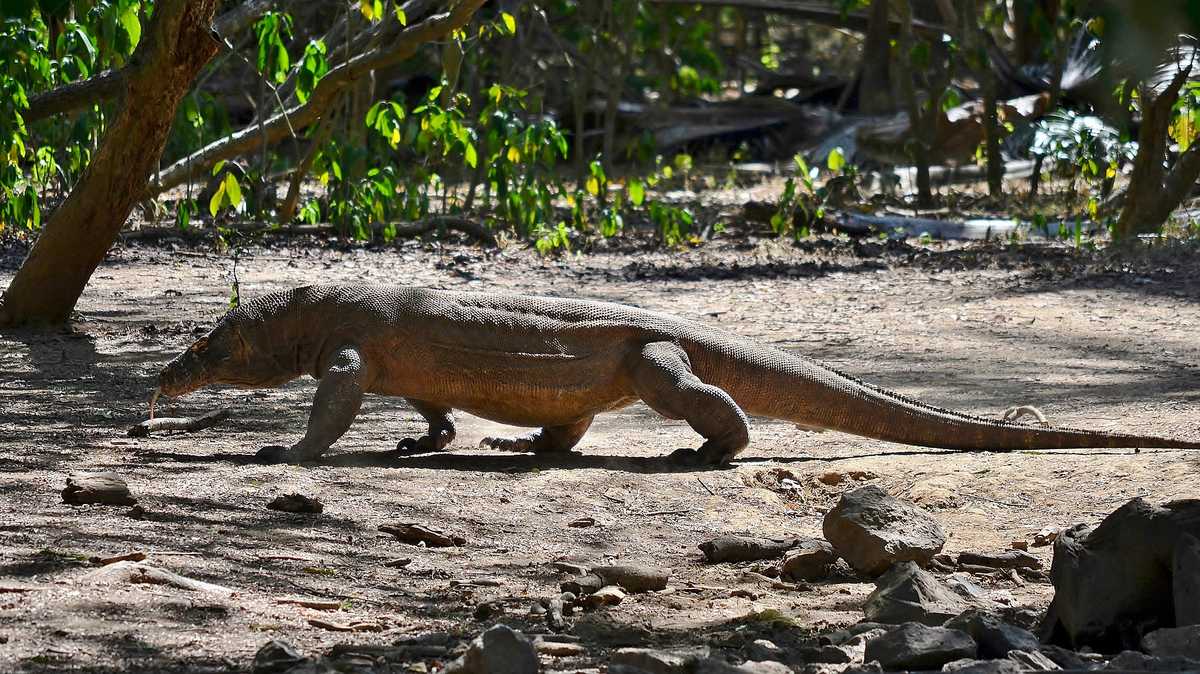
[21,0,277,125]
[151,0,487,196]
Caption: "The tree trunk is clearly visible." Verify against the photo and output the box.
[858,0,894,114]
[0,0,221,328]
[1114,70,1193,241]
[894,0,933,208]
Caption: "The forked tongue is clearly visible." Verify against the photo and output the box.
[148,387,161,420]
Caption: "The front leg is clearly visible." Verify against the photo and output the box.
[258,345,365,464]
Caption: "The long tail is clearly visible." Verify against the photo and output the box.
[685,336,1200,451]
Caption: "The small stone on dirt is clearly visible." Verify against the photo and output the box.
[778,538,838,581]
[585,585,626,608]
[473,601,502,622]
[823,485,946,576]
[863,623,977,670]
[445,624,539,674]
[252,639,307,674]
[593,564,669,592]
[561,573,604,595]
[863,561,971,625]
[62,472,136,506]
[568,516,596,528]
[1142,625,1200,660]
[379,522,465,547]
[1031,527,1059,547]
[267,493,323,514]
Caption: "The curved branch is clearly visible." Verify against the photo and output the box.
[151,0,488,196]
[21,0,276,124]
[23,70,125,125]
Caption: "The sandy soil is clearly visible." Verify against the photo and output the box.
[2,235,1198,672]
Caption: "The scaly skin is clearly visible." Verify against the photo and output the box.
[156,284,1200,465]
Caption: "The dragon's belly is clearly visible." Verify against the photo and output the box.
[363,339,638,427]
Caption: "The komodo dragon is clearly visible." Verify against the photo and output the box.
[155,284,1200,465]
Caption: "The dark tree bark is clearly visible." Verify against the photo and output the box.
[0,0,222,328]
[858,0,895,114]
[894,0,933,208]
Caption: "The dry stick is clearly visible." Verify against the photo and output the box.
[129,408,231,438]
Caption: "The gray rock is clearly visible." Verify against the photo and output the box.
[1104,650,1200,672]
[1006,649,1061,671]
[864,623,977,670]
[942,658,1023,674]
[864,561,971,625]
[779,539,839,582]
[446,624,539,674]
[610,647,709,674]
[561,573,604,595]
[1036,645,1087,670]
[945,609,1039,658]
[1039,497,1200,649]
[695,660,793,674]
[745,640,785,662]
[1175,533,1200,627]
[823,485,946,576]
[797,645,854,664]
[1143,625,1200,660]
[944,573,990,603]
[252,640,306,674]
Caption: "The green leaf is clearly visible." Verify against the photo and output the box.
[501,12,516,34]
[224,172,243,208]
[628,178,645,206]
[212,160,227,176]
[464,143,477,168]
[395,8,407,25]
[208,181,227,217]
[827,147,846,173]
[119,5,141,49]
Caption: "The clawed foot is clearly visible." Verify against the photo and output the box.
[255,444,318,465]
[666,445,735,469]
[396,433,453,456]
[480,435,537,453]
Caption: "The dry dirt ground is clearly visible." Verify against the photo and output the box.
[2,235,1199,672]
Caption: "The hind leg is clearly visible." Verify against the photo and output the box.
[481,417,593,454]
[631,342,750,466]
[397,399,456,453]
